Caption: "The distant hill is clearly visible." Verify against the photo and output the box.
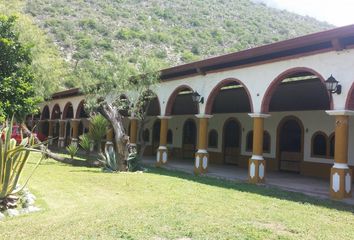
[24,0,332,64]
[5,0,334,88]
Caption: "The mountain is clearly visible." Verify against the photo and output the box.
[4,0,333,88]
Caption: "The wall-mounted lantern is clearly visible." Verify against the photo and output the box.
[325,75,342,95]
[191,91,204,104]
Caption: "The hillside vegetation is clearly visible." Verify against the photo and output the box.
[3,0,333,88]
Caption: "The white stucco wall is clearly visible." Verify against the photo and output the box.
[42,47,354,167]
[40,95,85,119]
[144,111,354,166]
[154,49,354,115]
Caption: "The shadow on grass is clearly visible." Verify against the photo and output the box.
[144,165,354,213]
[69,169,102,174]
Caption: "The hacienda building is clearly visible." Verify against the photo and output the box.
[28,25,354,200]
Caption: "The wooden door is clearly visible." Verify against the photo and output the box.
[182,119,197,159]
[223,119,241,165]
[278,117,303,172]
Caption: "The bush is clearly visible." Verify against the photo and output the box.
[66,143,78,160]
[79,133,91,154]
[127,152,141,172]
[88,114,109,153]
[99,145,118,172]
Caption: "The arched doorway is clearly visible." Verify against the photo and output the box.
[40,105,50,137]
[223,118,241,165]
[262,67,331,113]
[51,104,61,146]
[182,119,197,159]
[277,116,304,173]
[76,100,89,138]
[62,102,74,146]
[152,120,161,155]
[165,85,199,116]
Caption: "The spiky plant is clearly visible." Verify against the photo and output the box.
[66,143,78,160]
[99,145,119,172]
[79,133,91,155]
[88,114,109,153]
[0,119,44,210]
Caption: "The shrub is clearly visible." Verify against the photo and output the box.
[79,133,91,155]
[88,114,109,153]
[99,145,118,172]
[66,143,78,160]
[127,152,141,172]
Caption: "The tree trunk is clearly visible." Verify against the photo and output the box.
[98,103,128,171]
[20,123,100,167]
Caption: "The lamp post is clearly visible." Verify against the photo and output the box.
[325,75,342,95]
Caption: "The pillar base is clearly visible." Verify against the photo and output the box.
[194,150,209,175]
[248,156,266,184]
[48,135,53,145]
[71,138,78,147]
[58,137,65,148]
[156,146,168,167]
[330,165,352,199]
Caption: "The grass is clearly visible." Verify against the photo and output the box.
[1,152,354,240]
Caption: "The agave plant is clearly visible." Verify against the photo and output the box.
[127,151,141,172]
[66,143,78,160]
[99,145,118,172]
[0,120,43,210]
[79,133,91,155]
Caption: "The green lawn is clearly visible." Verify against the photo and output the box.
[1,153,354,240]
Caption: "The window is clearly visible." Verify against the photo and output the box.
[329,133,335,158]
[312,132,327,157]
[208,130,218,148]
[143,129,150,142]
[263,131,271,153]
[246,130,271,153]
[167,129,173,144]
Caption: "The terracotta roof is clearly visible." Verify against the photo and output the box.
[51,88,81,99]
[160,24,354,80]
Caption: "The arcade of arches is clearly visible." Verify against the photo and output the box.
[32,25,354,200]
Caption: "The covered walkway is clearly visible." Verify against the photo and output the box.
[143,157,354,205]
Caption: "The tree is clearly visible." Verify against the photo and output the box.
[0,15,40,121]
[79,53,161,171]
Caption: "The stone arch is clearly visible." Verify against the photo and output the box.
[41,105,50,120]
[75,100,89,119]
[146,94,161,116]
[205,78,253,114]
[51,104,61,119]
[261,67,332,113]
[345,82,354,110]
[165,85,199,116]
[62,102,74,119]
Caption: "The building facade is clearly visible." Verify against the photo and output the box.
[31,25,354,200]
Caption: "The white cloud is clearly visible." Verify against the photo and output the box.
[254,0,354,26]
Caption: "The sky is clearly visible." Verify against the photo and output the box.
[254,0,354,26]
